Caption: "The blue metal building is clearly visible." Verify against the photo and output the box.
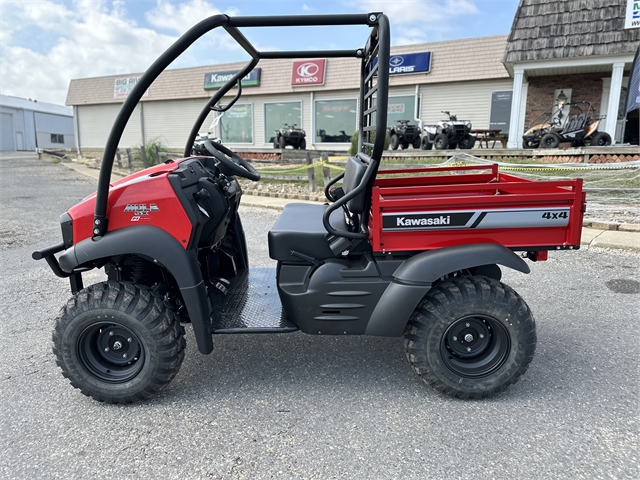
[0,95,75,151]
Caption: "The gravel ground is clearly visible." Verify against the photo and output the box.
[1,153,638,479]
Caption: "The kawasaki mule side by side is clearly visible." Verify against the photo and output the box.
[33,13,585,404]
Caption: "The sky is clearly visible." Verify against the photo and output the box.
[0,0,520,105]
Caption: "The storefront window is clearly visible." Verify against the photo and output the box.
[315,99,357,143]
[220,104,253,143]
[386,95,416,126]
[264,102,302,143]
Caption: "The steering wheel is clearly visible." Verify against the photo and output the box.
[202,140,260,181]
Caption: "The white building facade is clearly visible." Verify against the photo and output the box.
[66,36,514,152]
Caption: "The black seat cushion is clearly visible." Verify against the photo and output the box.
[268,203,348,262]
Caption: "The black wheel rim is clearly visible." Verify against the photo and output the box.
[440,315,510,378]
[77,322,145,383]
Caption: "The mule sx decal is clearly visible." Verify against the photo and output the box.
[124,203,160,222]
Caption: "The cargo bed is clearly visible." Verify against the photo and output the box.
[369,164,585,254]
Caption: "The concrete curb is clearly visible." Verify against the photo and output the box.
[62,161,639,253]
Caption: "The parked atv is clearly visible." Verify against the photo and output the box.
[421,111,475,150]
[317,129,351,143]
[388,120,421,150]
[273,123,306,149]
[522,101,611,148]
[34,13,585,405]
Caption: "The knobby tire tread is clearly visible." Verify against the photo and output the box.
[52,281,186,404]
[404,276,536,399]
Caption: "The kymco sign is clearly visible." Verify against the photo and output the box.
[291,59,326,86]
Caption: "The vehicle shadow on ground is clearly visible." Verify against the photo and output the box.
[154,325,607,405]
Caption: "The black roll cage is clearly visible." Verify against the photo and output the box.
[93,13,390,239]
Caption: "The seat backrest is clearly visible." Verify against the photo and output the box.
[342,156,369,214]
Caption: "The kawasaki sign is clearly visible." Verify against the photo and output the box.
[374,52,432,76]
[204,69,261,90]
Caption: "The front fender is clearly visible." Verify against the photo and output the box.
[365,243,529,336]
[58,226,213,354]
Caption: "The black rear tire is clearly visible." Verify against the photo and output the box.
[589,131,612,147]
[52,281,186,404]
[434,134,449,150]
[541,133,560,148]
[421,136,433,150]
[404,276,536,399]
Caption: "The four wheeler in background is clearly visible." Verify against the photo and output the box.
[33,13,586,405]
[388,120,421,150]
[273,123,306,149]
[421,111,475,150]
[522,101,611,149]
[317,129,351,143]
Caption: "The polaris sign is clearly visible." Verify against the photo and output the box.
[204,69,261,90]
[375,52,432,76]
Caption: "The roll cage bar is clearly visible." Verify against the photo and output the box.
[93,13,390,238]
[527,101,601,129]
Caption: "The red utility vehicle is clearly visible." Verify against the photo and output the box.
[33,13,585,403]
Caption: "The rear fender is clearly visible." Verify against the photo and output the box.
[58,225,213,354]
[365,243,530,336]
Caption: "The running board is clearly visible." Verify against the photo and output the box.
[210,268,298,334]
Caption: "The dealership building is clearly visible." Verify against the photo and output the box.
[66,0,639,153]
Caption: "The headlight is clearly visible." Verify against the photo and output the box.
[301,130,306,135]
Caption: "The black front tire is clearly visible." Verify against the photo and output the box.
[541,133,560,148]
[299,138,306,150]
[412,137,421,149]
[434,134,449,150]
[459,134,476,149]
[278,136,286,149]
[53,282,186,404]
[421,136,433,150]
[404,276,536,399]
[390,134,400,150]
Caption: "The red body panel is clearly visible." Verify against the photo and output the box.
[68,160,193,248]
[369,164,585,253]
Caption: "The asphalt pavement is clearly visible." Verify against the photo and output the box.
[1,153,638,479]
